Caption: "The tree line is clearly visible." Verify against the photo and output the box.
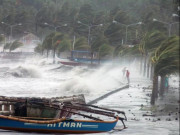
[0,0,179,105]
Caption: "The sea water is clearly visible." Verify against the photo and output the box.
[0,56,179,135]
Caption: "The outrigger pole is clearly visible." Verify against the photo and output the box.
[0,97,127,128]
[63,104,127,129]
[69,102,127,120]
[34,101,127,129]
[44,104,127,129]
[29,102,103,121]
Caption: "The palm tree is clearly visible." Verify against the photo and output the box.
[138,31,166,78]
[3,43,12,52]
[34,43,43,55]
[150,36,179,104]
[51,33,66,62]
[98,44,114,64]
[0,35,5,43]
[91,35,109,64]
[9,40,23,52]
[57,39,71,57]
[74,37,90,50]
[42,33,53,58]
[0,35,5,52]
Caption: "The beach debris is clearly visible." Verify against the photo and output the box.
[157,118,161,121]
[142,114,156,117]
[166,118,171,121]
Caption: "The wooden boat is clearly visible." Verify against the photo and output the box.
[0,95,86,118]
[0,95,127,133]
[60,61,83,66]
[0,115,120,134]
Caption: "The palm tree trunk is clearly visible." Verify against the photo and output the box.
[139,55,143,75]
[151,74,158,105]
[155,75,159,98]
[41,49,44,56]
[98,56,101,65]
[91,51,93,64]
[147,60,150,78]
[159,75,165,96]
[47,50,49,58]
[53,48,56,63]
[150,63,154,81]
[143,55,147,77]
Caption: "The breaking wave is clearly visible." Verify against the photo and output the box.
[4,65,42,78]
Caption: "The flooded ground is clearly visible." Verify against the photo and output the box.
[0,57,179,135]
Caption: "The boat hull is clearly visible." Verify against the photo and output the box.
[0,115,118,134]
[60,61,83,66]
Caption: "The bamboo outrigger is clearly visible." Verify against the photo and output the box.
[0,95,127,134]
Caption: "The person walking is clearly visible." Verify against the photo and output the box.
[126,70,130,84]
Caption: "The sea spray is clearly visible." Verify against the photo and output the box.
[0,57,146,99]
[4,65,42,78]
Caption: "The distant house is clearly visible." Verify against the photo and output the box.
[17,33,41,52]
[20,33,40,45]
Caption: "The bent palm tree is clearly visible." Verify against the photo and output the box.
[57,39,72,57]
[98,44,113,64]
[34,43,43,55]
[0,35,5,43]
[150,36,179,105]
[9,40,23,52]
[3,43,12,52]
[74,37,90,50]
[139,31,166,77]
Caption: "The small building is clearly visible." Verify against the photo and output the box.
[18,33,41,52]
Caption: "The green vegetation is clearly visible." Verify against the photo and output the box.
[3,40,23,52]
[0,0,179,105]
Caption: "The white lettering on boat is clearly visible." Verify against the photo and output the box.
[47,124,54,127]
[70,122,76,127]
[63,122,70,127]
[58,122,63,127]
[47,122,82,128]
[76,122,82,128]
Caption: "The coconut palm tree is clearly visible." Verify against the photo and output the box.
[43,32,65,59]
[138,31,166,78]
[0,35,5,52]
[98,44,114,64]
[51,33,66,62]
[3,43,12,52]
[150,36,179,104]
[9,40,23,52]
[42,33,53,58]
[0,35,5,43]
[34,43,43,55]
[74,37,90,50]
[57,39,71,57]
[91,35,109,64]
